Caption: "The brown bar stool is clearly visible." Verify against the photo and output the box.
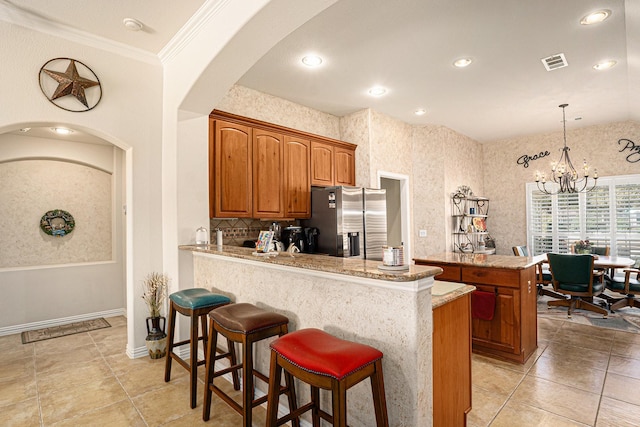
[266,328,389,427]
[203,303,299,427]
[164,288,239,409]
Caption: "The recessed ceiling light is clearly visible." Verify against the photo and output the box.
[52,127,73,135]
[453,58,473,68]
[414,109,427,116]
[123,18,144,31]
[580,10,611,25]
[301,55,323,67]
[593,60,617,70]
[368,86,387,97]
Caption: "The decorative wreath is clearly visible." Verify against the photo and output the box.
[40,209,75,237]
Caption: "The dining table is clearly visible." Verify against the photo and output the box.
[531,254,635,271]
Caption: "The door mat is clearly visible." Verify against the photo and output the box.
[537,293,640,334]
[21,318,111,344]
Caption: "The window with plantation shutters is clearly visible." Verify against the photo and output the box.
[614,182,640,259]
[526,175,640,258]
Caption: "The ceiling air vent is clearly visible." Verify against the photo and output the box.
[541,53,568,71]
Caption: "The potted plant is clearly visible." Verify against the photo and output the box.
[574,239,592,254]
[141,272,169,359]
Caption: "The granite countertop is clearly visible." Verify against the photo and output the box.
[431,281,476,309]
[414,252,539,269]
[180,245,442,282]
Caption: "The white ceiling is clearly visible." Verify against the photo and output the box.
[2,0,639,142]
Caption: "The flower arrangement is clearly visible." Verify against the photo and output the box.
[141,272,169,318]
[574,239,591,253]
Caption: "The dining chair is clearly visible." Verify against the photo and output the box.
[605,267,640,312]
[512,246,563,299]
[512,246,528,256]
[591,246,611,256]
[547,253,608,318]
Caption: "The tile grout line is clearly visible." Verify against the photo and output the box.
[88,326,152,427]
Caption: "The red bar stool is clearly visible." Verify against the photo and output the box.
[164,288,239,409]
[203,303,299,427]
[266,328,389,427]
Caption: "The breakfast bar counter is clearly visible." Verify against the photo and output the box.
[179,245,441,426]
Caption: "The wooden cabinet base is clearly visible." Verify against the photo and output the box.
[433,293,472,426]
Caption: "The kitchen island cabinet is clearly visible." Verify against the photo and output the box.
[432,281,474,426]
[180,244,440,426]
[415,253,538,364]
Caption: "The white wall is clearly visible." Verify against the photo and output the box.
[0,20,163,352]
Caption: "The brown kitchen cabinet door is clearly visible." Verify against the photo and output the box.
[284,136,311,218]
[471,284,520,356]
[211,119,252,218]
[311,140,334,186]
[334,146,355,186]
[252,128,284,218]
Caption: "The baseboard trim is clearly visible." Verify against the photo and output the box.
[0,308,126,337]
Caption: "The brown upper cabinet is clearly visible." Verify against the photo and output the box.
[334,146,356,186]
[310,141,334,186]
[284,136,311,218]
[209,110,356,219]
[252,128,285,218]
[210,119,252,218]
[311,141,356,187]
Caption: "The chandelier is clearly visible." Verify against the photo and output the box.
[535,104,598,194]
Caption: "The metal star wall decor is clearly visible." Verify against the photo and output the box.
[39,58,102,112]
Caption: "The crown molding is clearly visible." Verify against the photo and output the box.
[0,3,159,65]
[158,0,230,64]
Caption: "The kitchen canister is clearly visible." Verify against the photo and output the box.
[382,246,404,266]
[195,227,209,245]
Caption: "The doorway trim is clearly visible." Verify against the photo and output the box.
[377,171,411,262]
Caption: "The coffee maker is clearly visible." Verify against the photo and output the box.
[281,226,304,252]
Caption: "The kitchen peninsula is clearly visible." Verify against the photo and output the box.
[415,253,538,364]
[179,245,452,426]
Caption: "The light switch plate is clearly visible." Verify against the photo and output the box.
[419,229,427,237]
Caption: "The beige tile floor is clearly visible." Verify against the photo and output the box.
[1,315,640,426]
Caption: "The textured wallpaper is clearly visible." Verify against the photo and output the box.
[483,120,640,254]
[215,85,341,139]
[0,159,112,268]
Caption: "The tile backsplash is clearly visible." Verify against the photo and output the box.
[209,218,297,247]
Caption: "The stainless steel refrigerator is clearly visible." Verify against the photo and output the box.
[302,186,387,260]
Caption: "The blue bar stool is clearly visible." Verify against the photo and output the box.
[164,288,239,408]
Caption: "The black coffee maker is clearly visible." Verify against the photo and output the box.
[281,226,304,252]
[303,227,319,253]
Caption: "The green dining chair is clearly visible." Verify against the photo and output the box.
[605,261,640,312]
[547,253,608,318]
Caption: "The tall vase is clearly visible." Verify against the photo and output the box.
[145,316,167,359]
